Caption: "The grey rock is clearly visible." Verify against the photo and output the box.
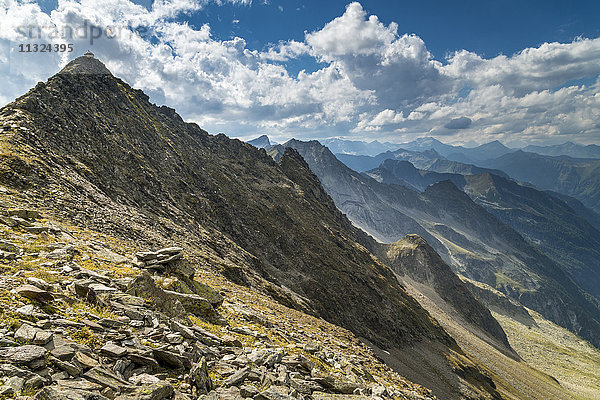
[128,373,160,385]
[115,381,173,400]
[223,367,250,387]
[151,349,189,369]
[82,319,105,332]
[0,344,47,365]
[52,372,70,382]
[253,387,293,400]
[73,351,99,369]
[100,343,128,358]
[0,364,38,379]
[157,247,183,256]
[163,291,215,317]
[0,338,18,347]
[289,378,322,395]
[25,374,46,389]
[15,323,38,343]
[0,376,25,396]
[239,385,259,398]
[126,352,158,369]
[51,319,84,328]
[50,355,83,377]
[203,387,244,400]
[34,330,54,345]
[23,223,50,234]
[56,379,103,391]
[15,285,54,303]
[98,319,125,329]
[166,333,183,345]
[83,367,133,392]
[27,277,50,290]
[35,385,108,400]
[134,252,158,262]
[16,304,36,317]
[88,283,117,294]
[15,323,53,345]
[188,358,212,395]
[51,346,76,361]
[126,271,185,318]
[169,321,195,340]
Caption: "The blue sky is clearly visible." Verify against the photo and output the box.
[1,0,599,146]
[193,0,600,60]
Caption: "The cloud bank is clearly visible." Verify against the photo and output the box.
[0,0,599,145]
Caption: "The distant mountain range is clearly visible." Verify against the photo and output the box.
[272,139,600,350]
[523,141,600,159]
[367,159,600,301]
[336,148,509,176]
[320,138,403,156]
[249,134,600,160]
[475,150,600,213]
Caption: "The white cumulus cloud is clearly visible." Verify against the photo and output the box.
[0,0,599,145]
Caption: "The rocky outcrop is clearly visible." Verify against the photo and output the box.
[379,235,513,353]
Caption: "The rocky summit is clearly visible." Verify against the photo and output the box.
[0,54,508,399]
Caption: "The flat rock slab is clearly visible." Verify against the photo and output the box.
[51,346,76,361]
[56,379,103,391]
[73,352,99,369]
[15,284,54,302]
[35,385,108,400]
[151,349,189,369]
[115,381,173,400]
[0,345,47,364]
[83,367,133,392]
[100,343,128,358]
[254,388,294,400]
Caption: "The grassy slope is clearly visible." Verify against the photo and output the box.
[399,277,582,400]
[494,310,600,400]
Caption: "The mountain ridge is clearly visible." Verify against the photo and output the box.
[0,54,511,399]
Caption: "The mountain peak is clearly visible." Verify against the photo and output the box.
[247,134,271,148]
[59,53,112,76]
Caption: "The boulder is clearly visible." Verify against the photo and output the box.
[163,290,215,317]
[151,348,189,369]
[127,271,185,318]
[223,367,249,387]
[15,284,54,303]
[0,344,47,365]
